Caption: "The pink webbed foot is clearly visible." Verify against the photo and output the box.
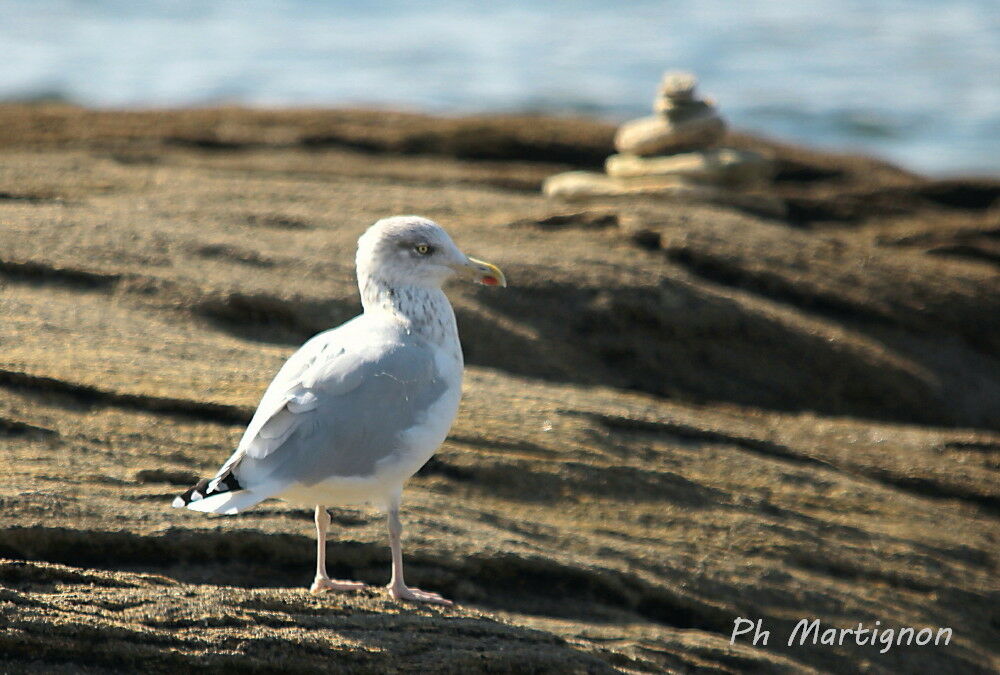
[388,583,453,606]
[310,577,367,594]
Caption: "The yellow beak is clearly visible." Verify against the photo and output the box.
[466,257,507,287]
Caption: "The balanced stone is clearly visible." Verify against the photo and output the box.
[542,171,709,201]
[542,169,786,216]
[605,149,772,186]
[654,71,699,113]
[542,69,778,213]
[614,71,726,156]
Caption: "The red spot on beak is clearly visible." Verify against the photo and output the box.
[481,276,499,286]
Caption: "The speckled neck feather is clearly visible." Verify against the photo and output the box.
[360,275,460,350]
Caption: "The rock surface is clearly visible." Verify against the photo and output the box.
[0,105,998,674]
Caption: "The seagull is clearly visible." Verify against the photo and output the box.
[173,216,505,605]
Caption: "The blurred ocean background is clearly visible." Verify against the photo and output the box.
[4,0,998,175]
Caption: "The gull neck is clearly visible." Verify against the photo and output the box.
[360,276,459,348]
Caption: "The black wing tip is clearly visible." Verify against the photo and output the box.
[172,473,243,508]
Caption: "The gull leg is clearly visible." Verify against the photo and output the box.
[310,505,366,594]
[386,498,452,605]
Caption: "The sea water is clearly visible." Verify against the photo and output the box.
[3,0,997,175]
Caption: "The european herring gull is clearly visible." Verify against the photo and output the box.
[173,216,506,605]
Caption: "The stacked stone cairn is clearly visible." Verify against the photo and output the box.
[543,71,773,201]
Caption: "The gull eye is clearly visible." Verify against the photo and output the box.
[415,244,433,255]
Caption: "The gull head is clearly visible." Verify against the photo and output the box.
[356,216,506,290]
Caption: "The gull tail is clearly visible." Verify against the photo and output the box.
[172,470,265,515]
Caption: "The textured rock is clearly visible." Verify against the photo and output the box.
[606,149,773,185]
[0,106,998,674]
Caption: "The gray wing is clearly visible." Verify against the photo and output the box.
[235,321,367,461]
[225,328,448,492]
